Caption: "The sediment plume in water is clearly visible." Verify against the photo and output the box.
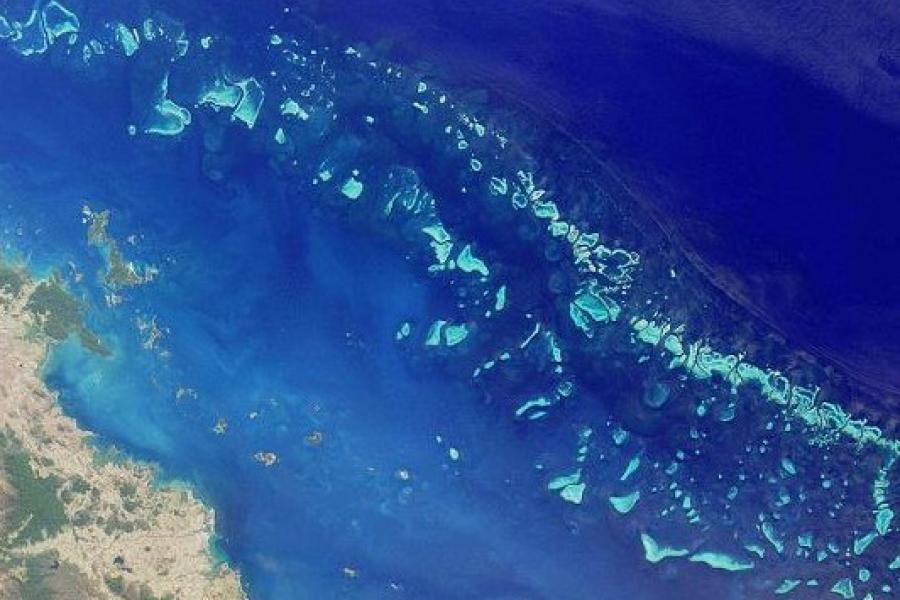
[0,1,897,598]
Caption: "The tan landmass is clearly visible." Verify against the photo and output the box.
[0,262,245,599]
[82,206,159,290]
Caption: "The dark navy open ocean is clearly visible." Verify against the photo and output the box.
[1,1,898,599]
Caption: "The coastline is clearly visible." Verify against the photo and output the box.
[0,261,245,599]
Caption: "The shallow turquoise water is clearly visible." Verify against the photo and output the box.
[0,2,898,599]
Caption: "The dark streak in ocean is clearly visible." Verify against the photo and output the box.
[295,0,900,403]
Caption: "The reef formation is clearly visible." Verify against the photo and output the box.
[0,1,897,598]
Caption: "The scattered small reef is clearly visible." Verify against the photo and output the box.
[1,0,898,598]
[0,257,244,599]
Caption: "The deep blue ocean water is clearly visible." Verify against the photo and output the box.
[1,46,685,600]
[298,0,900,396]
[1,1,898,599]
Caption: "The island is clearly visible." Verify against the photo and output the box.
[0,259,244,599]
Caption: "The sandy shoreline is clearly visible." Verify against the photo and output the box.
[0,263,245,599]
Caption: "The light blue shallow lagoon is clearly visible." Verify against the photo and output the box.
[0,1,898,599]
